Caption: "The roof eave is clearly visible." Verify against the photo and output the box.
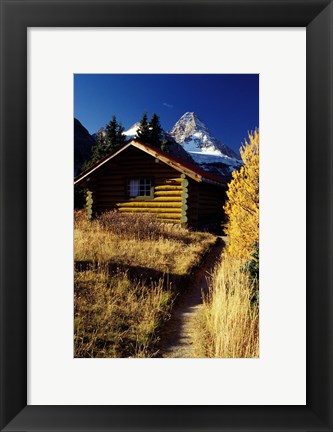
[201,178,227,187]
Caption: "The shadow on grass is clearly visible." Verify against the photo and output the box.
[75,237,225,293]
[75,260,186,290]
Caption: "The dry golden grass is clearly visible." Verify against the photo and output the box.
[194,254,259,358]
[74,210,216,358]
[74,210,216,275]
[74,269,173,357]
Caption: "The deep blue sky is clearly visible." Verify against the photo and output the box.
[74,74,259,154]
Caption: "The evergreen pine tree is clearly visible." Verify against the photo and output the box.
[82,129,106,170]
[82,116,125,170]
[116,122,126,148]
[149,113,162,148]
[105,115,118,152]
[136,112,151,143]
[95,128,107,152]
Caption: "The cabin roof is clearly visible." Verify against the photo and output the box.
[74,140,227,187]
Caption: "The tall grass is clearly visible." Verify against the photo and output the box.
[74,269,173,358]
[195,254,259,358]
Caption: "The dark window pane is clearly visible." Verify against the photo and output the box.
[128,178,152,197]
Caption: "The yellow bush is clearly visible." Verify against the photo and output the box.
[224,130,259,259]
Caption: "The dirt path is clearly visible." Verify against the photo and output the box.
[156,238,225,358]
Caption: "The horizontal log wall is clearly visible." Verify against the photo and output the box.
[184,180,226,229]
[90,146,184,223]
[197,182,226,228]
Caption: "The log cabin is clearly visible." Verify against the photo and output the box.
[74,140,227,229]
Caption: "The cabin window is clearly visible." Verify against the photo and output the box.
[127,178,153,198]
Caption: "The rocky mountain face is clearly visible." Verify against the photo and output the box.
[74,118,96,176]
[169,112,241,177]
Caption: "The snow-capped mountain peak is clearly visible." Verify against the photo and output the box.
[170,111,239,158]
[170,112,209,142]
[169,112,242,176]
[171,112,208,136]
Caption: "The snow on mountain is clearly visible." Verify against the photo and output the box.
[169,112,241,174]
[124,122,141,138]
[189,152,239,167]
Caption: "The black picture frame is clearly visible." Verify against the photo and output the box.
[1,1,332,431]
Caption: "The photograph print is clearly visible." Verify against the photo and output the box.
[74,74,259,358]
